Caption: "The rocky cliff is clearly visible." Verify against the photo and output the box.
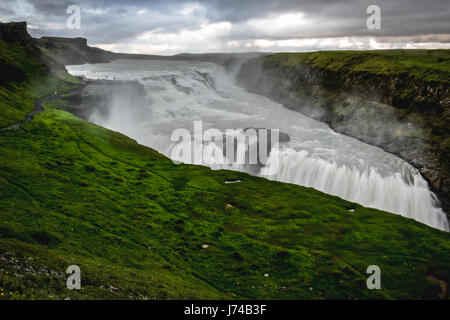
[35,35,266,67]
[0,21,33,46]
[237,51,450,214]
[0,21,48,87]
[34,36,115,65]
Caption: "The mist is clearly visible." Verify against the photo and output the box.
[66,59,449,231]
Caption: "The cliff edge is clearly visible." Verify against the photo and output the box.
[35,36,115,65]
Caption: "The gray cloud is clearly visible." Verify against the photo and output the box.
[26,0,73,15]
[0,7,15,15]
[1,0,448,53]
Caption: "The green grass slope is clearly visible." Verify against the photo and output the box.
[0,35,449,300]
[1,107,449,300]
[0,37,78,128]
[265,50,450,83]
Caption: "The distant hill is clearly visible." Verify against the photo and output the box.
[34,34,267,67]
[35,36,116,65]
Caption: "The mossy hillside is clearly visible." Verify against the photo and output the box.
[265,50,450,83]
[0,106,449,299]
[0,35,449,300]
[0,37,79,128]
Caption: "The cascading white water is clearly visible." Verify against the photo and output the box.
[67,59,449,231]
[263,148,448,229]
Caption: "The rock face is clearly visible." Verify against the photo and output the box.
[34,37,266,67]
[40,36,88,47]
[35,36,115,65]
[237,55,450,215]
[58,79,147,122]
[0,22,111,66]
[0,21,33,46]
[0,22,44,85]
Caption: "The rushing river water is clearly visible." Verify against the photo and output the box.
[67,59,449,231]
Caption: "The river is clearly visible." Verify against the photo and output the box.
[67,59,449,231]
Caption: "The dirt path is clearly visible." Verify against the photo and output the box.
[0,82,88,131]
[0,94,53,131]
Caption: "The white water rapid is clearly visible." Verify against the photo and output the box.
[67,59,449,231]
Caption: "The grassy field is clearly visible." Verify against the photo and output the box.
[1,106,449,300]
[265,50,450,83]
[0,36,449,300]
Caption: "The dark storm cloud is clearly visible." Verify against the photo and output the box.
[0,7,15,15]
[0,2,16,16]
[201,0,450,38]
[26,0,73,15]
[2,0,449,51]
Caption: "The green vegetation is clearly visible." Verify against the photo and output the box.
[0,34,449,300]
[0,37,79,128]
[1,107,449,300]
[265,50,450,83]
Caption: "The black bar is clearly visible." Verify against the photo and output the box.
[1,300,447,319]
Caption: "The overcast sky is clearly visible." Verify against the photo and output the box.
[1,0,449,54]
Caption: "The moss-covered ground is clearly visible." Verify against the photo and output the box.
[0,38,79,128]
[0,37,449,300]
[265,50,450,83]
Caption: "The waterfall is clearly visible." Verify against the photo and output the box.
[263,148,449,230]
[67,59,449,231]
